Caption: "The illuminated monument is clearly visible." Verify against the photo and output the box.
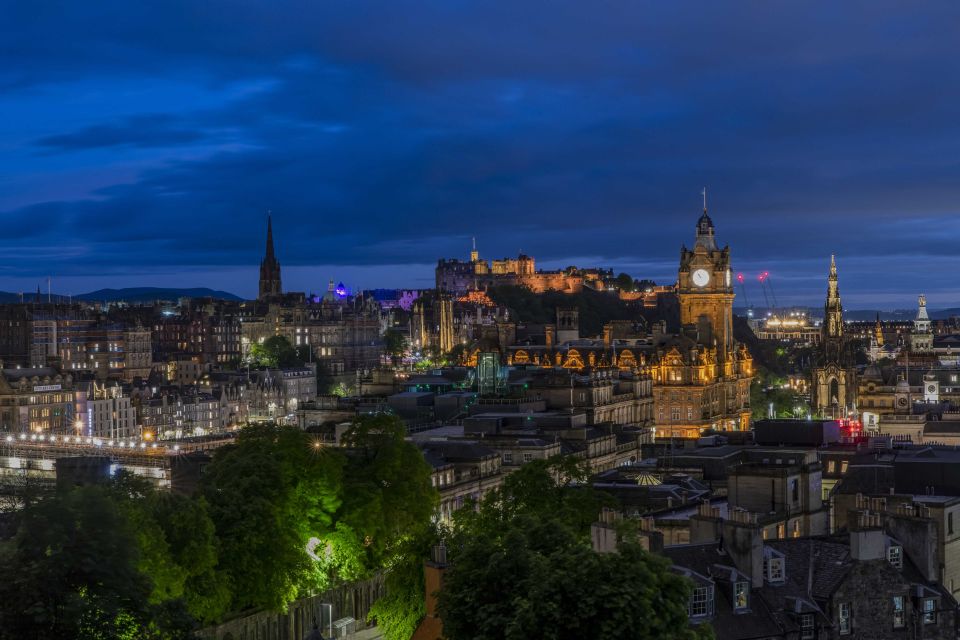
[650,198,754,437]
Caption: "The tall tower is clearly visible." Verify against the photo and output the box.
[258,215,282,300]
[677,207,734,360]
[811,255,856,418]
[823,255,843,344]
[911,294,933,353]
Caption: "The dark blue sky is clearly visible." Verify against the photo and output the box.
[2,2,959,307]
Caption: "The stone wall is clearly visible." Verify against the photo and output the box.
[198,574,386,640]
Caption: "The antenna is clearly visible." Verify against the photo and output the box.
[701,186,707,212]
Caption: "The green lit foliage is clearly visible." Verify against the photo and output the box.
[248,335,304,368]
[0,485,193,640]
[337,415,438,640]
[367,528,438,640]
[103,472,228,623]
[339,415,439,572]
[202,424,343,612]
[439,459,712,640]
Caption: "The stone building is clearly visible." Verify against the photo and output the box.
[651,209,753,437]
[667,510,957,639]
[0,365,76,433]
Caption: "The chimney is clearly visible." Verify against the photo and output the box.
[721,518,765,586]
[850,511,886,561]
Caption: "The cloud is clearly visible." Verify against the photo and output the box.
[35,114,208,151]
[1,1,960,306]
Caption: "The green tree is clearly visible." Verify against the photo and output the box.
[438,459,711,640]
[248,335,304,368]
[383,329,408,366]
[337,415,438,640]
[0,485,193,640]
[202,424,344,612]
[338,415,439,572]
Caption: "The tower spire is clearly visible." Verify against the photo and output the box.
[265,212,276,261]
[258,212,282,300]
[702,186,707,213]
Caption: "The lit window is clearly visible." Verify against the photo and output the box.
[765,557,784,582]
[839,602,851,635]
[892,596,905,628]
[734,581,748,610]
[887,546,902,569]
[840,461,848,473]
[923,598,936,624]
[827,460,835,473]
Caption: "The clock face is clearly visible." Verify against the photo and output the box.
[928,385,937,393]
[692,269,710,288]
[897,397,907,406]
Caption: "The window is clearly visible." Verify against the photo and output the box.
[838,602,851,635]
[522,453,532,463]
[800,613,815,640]
[923,598,936,624]
[734,581,748,610]
[764,557,784,582]
[791,479,800,503]
[840,461,848,473]
[887,545,902,569]
[689,586,711,617]
[950,512,954,535]
[777,523,786,539]
[671,407,681,421]
[502,452,513,464]
[892,596,905,628]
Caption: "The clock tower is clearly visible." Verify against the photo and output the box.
[678,208,735,360]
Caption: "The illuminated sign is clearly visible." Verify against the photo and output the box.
[33,384,61,392]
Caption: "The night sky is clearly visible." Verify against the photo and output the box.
[3,2,960,308]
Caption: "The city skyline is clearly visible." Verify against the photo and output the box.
[3,2,960,306]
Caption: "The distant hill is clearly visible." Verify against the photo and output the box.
[0,287,243,303]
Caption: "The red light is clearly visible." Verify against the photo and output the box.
[736,273,744,283]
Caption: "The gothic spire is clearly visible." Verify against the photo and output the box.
[265,213,276,262]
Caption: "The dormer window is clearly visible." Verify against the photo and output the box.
[689,585,713,618]
[734,581,749,610]
[887,545,902,569]
[764,548,786,583]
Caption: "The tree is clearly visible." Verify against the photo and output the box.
[0,485,194,639]
[202,425,343,612]
[337,416,438,570]
[248,335,304,368]
[383,329,408,366]
[438,460,712,640]
[615,272,635,292]
[337,415,438,640]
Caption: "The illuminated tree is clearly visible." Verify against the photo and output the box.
[248,335,303,368]
[202,424,343,612]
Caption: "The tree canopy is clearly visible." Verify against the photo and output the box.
[438,458,713,640]
[247,335,305,368]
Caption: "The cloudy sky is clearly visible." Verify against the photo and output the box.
[2,1,959,307]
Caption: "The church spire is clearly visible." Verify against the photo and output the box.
[265,213,276,262]
[694,188,717,250]
[258,214,282,300]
